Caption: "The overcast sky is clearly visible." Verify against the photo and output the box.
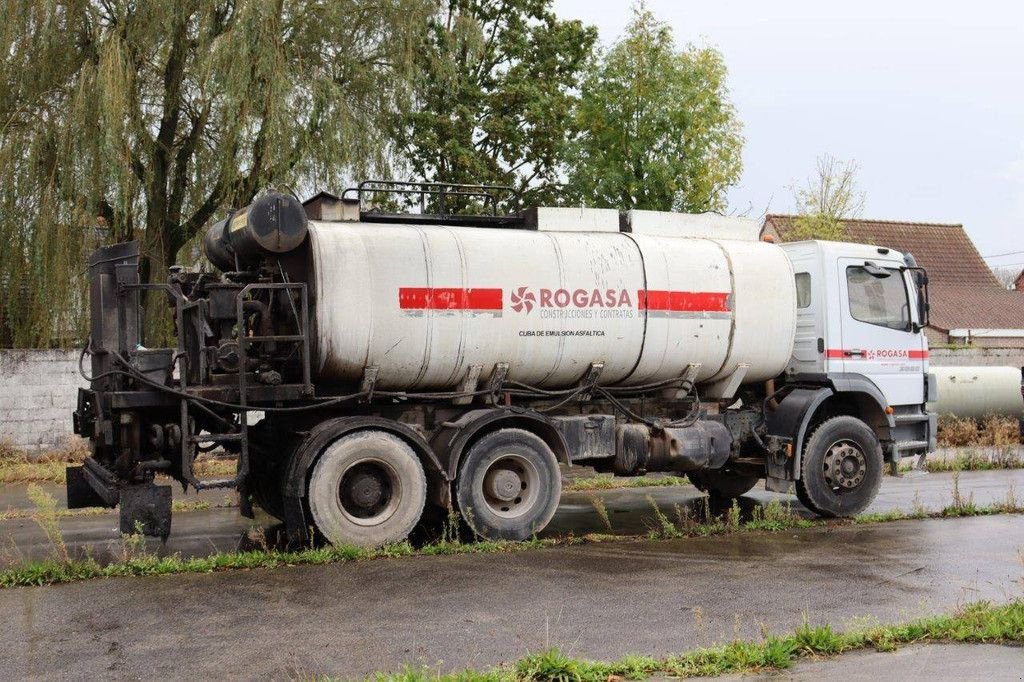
[552,0,1024,272]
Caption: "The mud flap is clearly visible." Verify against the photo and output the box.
[283,495,309,548]
[120,485,172,539]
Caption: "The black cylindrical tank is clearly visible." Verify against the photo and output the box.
[203,192,308,271]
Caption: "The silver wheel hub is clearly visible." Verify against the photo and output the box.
[485,468,523,503]
[823,442,866,490]
[481,454,539,518]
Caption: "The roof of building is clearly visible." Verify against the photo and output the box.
[761,214,1024,332]
[301,190,341,206]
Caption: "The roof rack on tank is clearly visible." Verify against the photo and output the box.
[340,180,527,228]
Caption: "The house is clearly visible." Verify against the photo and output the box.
[1015,269,1024,293]
[761,215,1024,348]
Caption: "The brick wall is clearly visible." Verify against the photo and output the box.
[0,349,87,452]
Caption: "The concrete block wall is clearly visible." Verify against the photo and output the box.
[930,347,1024,369]
[0,350,87,452]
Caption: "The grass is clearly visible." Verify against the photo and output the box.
[369,600,1024,680]
[564,474,690,492]
[0,438,88,485]
[0,438,238,484]
[0,498,226,521]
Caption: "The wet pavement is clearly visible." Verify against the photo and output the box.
[1,468,1023,567]
[0,514,1021,679]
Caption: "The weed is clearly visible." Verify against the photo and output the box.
[725,500,741,531]
[26,484,68,562]
[645,496,682,539]
[515,649,584,682]
[793,619,843,655]
[586,494,611,532]
[910,491,928,519]
[943,471,980,516]
[996,485,1022,514]
[936,416,980,447]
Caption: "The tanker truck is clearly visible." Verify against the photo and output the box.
[69,181,937,546]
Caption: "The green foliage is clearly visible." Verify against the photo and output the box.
[787,213,848,242]
[394,0,596,207]
[565,6,743,212]
[787,154,864,242]
[0,0,429,346]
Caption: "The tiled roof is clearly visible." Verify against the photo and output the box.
[762,214,1024,332]
[927,284,1024,330]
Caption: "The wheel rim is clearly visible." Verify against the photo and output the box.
[481,453,540,519]
[822,439,867,492]
[337,457,402,527]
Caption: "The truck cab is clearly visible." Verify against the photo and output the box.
[768,241,936,491]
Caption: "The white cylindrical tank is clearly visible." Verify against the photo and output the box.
[928,366,1024,418]
[307,220,796,391]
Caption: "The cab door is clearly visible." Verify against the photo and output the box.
[834,258,926,406]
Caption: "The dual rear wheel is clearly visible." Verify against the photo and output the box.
[302,427,561,547]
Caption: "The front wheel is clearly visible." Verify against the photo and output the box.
[795,416,883,517]
[455,428,561,541]
[307,431,427,547]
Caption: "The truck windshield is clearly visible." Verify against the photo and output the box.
[846,265,911,331]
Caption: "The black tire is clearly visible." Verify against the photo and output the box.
[688,469,760,499]
[795,416,883,517]
[455,428,561,541]
[307,431,426,547]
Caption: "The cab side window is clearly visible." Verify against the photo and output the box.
[846,266,911,331]
[795,272,811,309]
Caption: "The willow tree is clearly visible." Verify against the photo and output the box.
[0,0,428,347]
[565,7,743,212]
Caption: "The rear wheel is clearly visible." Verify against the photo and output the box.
[688,469,760,499]
[456,428,561,541]
[307,431,426,547]
[795,416,883,517]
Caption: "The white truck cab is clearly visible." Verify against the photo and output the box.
[769,240,936,488]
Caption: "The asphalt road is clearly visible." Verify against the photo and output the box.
[0,470,1021,678]
[1,468,1023,566]
[0,515,1021,679]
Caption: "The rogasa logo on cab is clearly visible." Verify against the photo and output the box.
[510,286,633,314]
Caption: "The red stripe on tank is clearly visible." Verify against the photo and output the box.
[399,287,503,310]
[638,290,731,313]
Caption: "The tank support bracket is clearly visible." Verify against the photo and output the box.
[704,363,751,401]
[485,362,510,404]
[578,362,605,401]
[454,365,483,405]
[663,363,701,400]
[360,366,380,401]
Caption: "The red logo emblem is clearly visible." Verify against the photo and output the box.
[510,286,536,313]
